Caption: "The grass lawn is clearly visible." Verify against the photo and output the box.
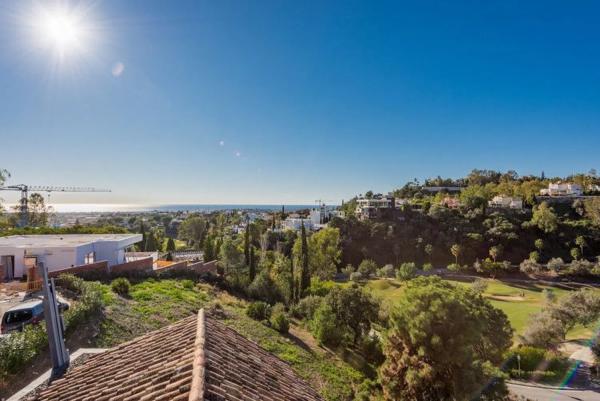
[364,278,598,341]
[96,278,210,347]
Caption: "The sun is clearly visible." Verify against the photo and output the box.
[31,4,91,59]
[41,11,81,51]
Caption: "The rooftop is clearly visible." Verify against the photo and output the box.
[0,234,141,248]
[31,309,322,401]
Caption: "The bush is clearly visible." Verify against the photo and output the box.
[308,277,336,296]
[422,262,433,272]
[247,270,282,304]
[505,347,569,381]
[246,301,271,321]
[377,264,395,278]
[547,257,565,272]
[350,271,363,282]
[0,325,47,380]
[291,295,323,320]
[396,262,417,281]
[311,303,344,346]
[181,279,195,290]
[341,264,355,277]
[358,259,378,278]
[505,346,545,372]
[520,259,543,274]
[270,311,290,334]
[447,263,462,272]
[111,277,131,296]
[567,259,594,276]
[471,278,488,295]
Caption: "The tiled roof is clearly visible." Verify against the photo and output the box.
[34,309,323,401]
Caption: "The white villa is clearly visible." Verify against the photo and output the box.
[540,182,583,197]
[355,194,394,220]
[488,195,523,209]
[0,234,143,280]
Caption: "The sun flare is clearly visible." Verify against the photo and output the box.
[31,5,91,59]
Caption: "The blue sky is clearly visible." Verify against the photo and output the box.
[1,0,599,205]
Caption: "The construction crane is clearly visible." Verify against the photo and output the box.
[0,184,111,227]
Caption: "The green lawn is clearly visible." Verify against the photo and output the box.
[364,278,597,341]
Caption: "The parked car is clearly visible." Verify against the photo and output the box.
[1,297,69,334]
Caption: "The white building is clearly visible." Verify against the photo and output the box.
[0,234,143,280]
[540,182,583,197]
[488,195,523,209]
[355,194,394,220]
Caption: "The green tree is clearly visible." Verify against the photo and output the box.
[307,227,341,280]
[165,237,176,252]
[178,216,207,249]
[323,284,380,344]
[144,231,159,252]
[218,237,244,276]
[380,276,512,401]
[531,202,558,233]
[396,262,417,281]
[249,246,257,282]
[459,184,491,212]
[244,221,251,267]
[299,222,310,296]
[534,238,544,253]
[570,247,581,261]
[203,236,215,261]
[450,244,463,265]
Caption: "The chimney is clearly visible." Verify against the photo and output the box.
[38,262,70,378]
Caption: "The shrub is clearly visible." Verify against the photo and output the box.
[422,262,433,272]
[350,271,363,282]
[520,259,542,274]
[567,259,594,276]
[270,311,290,334]
[447,263,462,272]
[342,264,355,277]
[520,311,565,348]
[471,278,488,295]
[377,264,395,278]
[360,335,385,365]
[247,270,282,304]
[311,303,343,346]
[0,325,47,380]
[111,277,131,296]
[529,251,540,263]
[547,257,565,272]
[308,277,336,296]
[358,259,378,278]
[396,262,417,281]
[291,295,323,320]
[181,279,195,290]
[246,301,271,321]
[505,346,545,372]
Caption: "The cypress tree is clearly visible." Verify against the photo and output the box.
[249,246,256,282]
[244,222,251,266]
[289,256,295,304]
[203,236,214,261]
[299,222,310,296]
[145,231,158,252]
[166,237,176,252]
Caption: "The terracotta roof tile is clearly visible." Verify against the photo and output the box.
[33,310,322,401]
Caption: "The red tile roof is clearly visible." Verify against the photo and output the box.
[34,309,322,401]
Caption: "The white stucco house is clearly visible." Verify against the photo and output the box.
[0,234,143,280]
[488,195,523,209]
[540,182,583,197]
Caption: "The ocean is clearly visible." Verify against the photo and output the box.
[44,204,321,213]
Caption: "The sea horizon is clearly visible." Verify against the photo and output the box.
[5,203,330,213]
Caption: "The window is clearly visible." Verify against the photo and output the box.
[84,252,95,264]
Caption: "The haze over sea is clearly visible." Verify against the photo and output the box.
[40,204,318,213]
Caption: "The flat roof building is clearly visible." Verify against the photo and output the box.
[0,234,142,280]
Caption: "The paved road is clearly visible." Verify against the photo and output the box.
[508,382,600,401]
